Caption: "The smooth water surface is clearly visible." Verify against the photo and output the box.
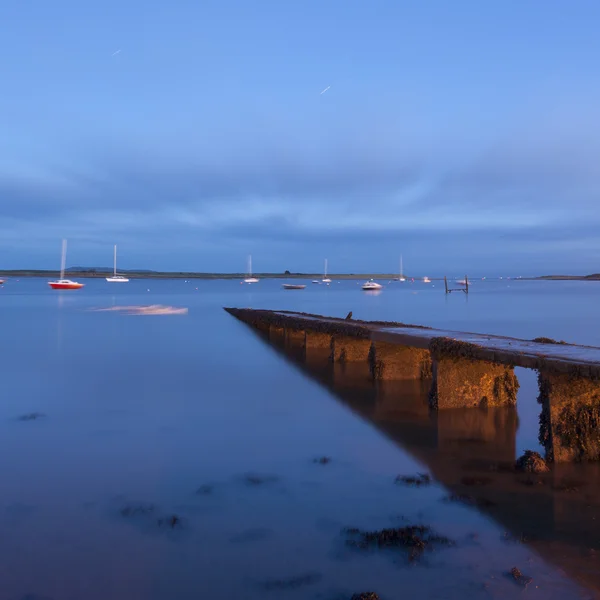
[0,277,598,600]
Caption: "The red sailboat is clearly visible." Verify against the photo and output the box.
[48,239,84,290]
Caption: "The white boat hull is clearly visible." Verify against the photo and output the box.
[362,281,383,290]
[106,276,129,282]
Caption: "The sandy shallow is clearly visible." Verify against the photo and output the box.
[90,304,188,315]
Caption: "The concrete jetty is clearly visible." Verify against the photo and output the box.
[225,308,600,463]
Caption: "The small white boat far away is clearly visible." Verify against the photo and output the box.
[423,276,431,283]
[244,255,259,283]
[282,283,306,290]
[48,239,84,290]
[399,255,406,282]
[362,279,383,290]
[322,258,331,283]
[106,245,129,282]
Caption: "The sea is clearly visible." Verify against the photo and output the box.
[0,276,599,600]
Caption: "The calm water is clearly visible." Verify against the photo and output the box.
[0,277,599,600]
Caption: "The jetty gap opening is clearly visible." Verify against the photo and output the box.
[225,308,600,463]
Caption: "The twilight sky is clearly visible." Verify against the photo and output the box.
[1,0,599,275]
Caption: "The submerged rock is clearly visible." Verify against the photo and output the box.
[18,412,45,421]
[508,567,533,587]
[515,450,549,474]
[395,473,431,487]
[313,456,332,465]
[351,594,380,600]
[345,523,454,561]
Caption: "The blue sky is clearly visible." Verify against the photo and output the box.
[1,0,599,275]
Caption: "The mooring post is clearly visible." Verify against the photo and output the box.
[465,275,469,294]
[444,276,449,294]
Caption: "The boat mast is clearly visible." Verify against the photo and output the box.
[400,254,403,278]
[324,258,328,278]
[60,239,67,280]
[113,245,117,276]
[247,255,252,277]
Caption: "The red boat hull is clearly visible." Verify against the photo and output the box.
[48,282,84,290]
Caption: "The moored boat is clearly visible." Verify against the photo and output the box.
[243,255,259,283]
[49,279,85,290]
[48,240,84,290]
[362,279,383,290]
[106,245,129,282]
[282,284,306,290]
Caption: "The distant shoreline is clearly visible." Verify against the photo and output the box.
[528,275,600,281]
[0,270,415,280]
[1,270,599,281]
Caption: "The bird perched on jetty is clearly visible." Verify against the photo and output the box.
[345,311,353,320]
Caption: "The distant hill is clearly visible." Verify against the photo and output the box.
[537,274,600,280]
[68,267,157,273]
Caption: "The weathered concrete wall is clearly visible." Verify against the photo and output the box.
[538,371,600,462]
[369,341,432,381]
[429,337,519,410]
[269,325,285,343]
[284,327,305,347]
[304,331,333,358]
[429,357,519,410]
[331,335,371,362]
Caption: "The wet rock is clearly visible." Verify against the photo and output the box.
[261,573,322,590]
[460,476,492,486]
[443,493,496,508]
[515,450,549,474]
[18,412,45,421]
[313,456,332,465]
[508,566,533,587]
[344,524,454,561]
[351,594,380,600]
[395,473,431,487]
[532,337,567,345]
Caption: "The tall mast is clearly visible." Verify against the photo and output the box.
[248,255,252,277]
[324,258,328,278]
[113,245,117,276]
[400,255,403,277]
[60,239,67,280]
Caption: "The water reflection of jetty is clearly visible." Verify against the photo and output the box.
[228,308,600,593]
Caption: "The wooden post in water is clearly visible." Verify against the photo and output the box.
[444,276,449,294]
[465,275,469,294]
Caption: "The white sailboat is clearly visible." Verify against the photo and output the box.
[106,245,129,282]
[244,255,259,283]
[322,258,331,283]
[399,255,406,282]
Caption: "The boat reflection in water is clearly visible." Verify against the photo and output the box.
[253,326,600,595]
